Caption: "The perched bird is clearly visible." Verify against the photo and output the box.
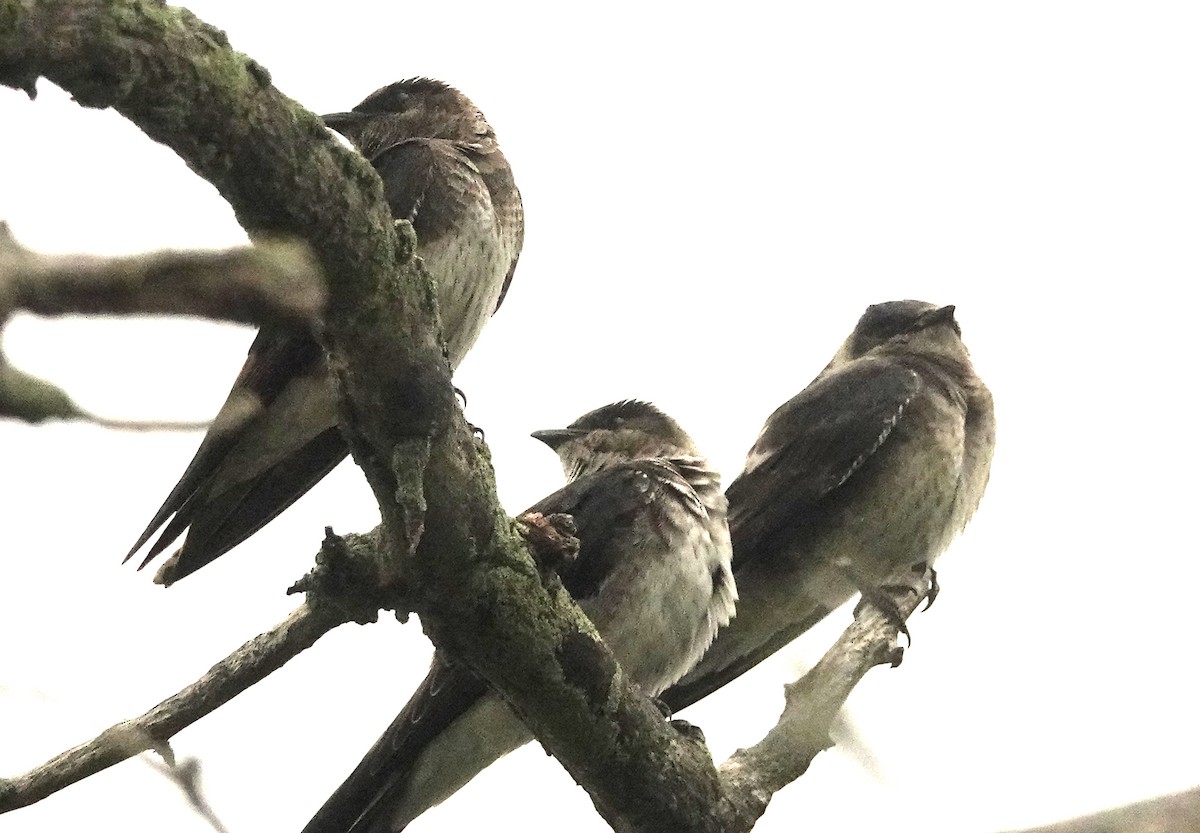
[662,300,995,710]
[126,78,524,585]
[302,400,736,833]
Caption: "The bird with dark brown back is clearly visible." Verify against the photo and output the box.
[663,299,996,710]
[299,301,994,831]
[302,400,736,833]
[125,78,523,585]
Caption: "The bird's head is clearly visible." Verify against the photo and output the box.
[826,300,968,370]
[532,400,700,480]
[322,77,496,156]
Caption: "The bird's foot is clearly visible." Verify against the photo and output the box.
[921,564,940,610]
[853,588,912,646]
[451,388,486,440]
[650,697,706,746]
[844,559,938,649]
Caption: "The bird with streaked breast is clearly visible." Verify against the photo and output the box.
[662,299,996,710]
[125,77,523,586]
[301,400,736,833]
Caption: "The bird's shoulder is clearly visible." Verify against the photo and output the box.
[526,459,708,600]
[366,138,490,239]
[527,459,703,524]
[727,358,923,558]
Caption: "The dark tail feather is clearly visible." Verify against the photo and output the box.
[302,655,490,833]
[150,427,349,586]
[124,426,248,564]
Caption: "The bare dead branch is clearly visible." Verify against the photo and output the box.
[719,566,934,825]
[0,222,324,425]
[0,527,391,814]
[0,223,326,326]
[0,350,213,428]
[74,412,211,432]
[997,786,1200,833]
[0,603,345,813]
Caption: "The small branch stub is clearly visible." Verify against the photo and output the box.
[288,527,397,624]
[518,511,580,575]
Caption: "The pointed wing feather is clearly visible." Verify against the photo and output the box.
[726,359,922,569]
[126,327,329,565]
[661,359,923,710]
[151,426,348,584]
[302,655,489,833]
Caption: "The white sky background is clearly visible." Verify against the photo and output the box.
[2,2,1198,831]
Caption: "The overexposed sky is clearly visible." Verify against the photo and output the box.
[2,3,1199,832]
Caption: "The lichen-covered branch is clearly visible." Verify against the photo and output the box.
[0,4,730,829]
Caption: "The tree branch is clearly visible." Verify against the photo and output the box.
[0,351,82,424]
[0,4,930,831]
[0,527,398,814]
[719,567,932,825]
[0,350,216,427]
[996,787,1200,833]
[1,5,734,828]
[0,521,531,813]
[0,602,344,812]
[0,527,932,833]
[0,222,325,326]
[0,222,325,425]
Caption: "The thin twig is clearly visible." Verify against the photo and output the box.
[77,411,210,432]
[0,223,326,326]
[718,565,935,824]
[0,223,324,426]
[0,604,344,813]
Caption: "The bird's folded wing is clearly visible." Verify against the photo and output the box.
[127,326,346,582]
[726,359,923,569]
[527,459,704,601]
[302,653,493,833]
[662,360,923,710]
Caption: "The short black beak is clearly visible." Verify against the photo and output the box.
[919,304,957,328]
[531,428,587,450]
[320,111,361,131]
